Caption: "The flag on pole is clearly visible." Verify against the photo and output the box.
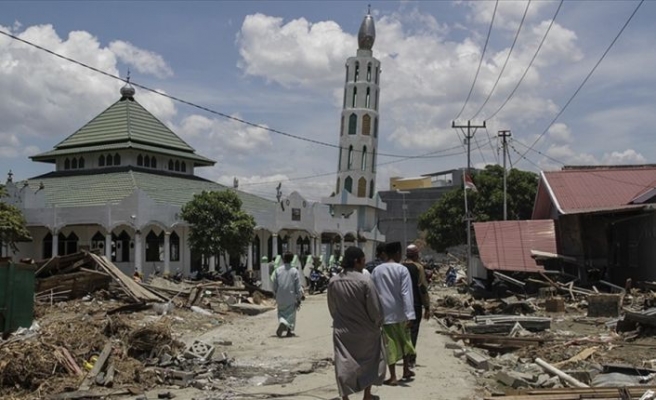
[464,172,477,192]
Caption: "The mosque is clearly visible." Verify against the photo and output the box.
[1,11,386,277]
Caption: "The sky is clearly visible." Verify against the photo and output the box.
[0,0,654,202]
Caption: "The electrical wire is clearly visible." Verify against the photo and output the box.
[454,0,499,121]
[512,139,564,166]
[470,0,531,120]
[514,0,645,166]
[0,28,436,160]
[485,0,564,121]
[484,126,499,164]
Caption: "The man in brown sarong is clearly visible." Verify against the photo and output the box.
[327,246,386,400]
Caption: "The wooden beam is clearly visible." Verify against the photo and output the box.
[79,342,112,391]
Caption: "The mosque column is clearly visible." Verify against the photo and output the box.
[247,242,253,272]
[52,230,59,257]
[312,235,318,255]
[209,256,216,272]
[163,231,171,275]
[134,230,143,273]
[105,231,112,260]
[271,233,278,258]
[340,235,345,257]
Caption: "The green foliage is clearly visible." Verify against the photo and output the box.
[180,190,255,263]
[417,165,538,252]
[0,185,32,253]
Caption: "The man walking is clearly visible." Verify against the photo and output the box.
[365,243,386,273]
[403,244,431,367]
[272,252,303,337]
[370,242,415,386]
[328,246,386,400]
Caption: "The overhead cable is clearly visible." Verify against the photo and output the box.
[485,0,564,121]
[470,0,531,120]
[514,0,645,166]
[453,0,499,121]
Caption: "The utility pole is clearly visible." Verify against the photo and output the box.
[498,130,512,221]
[452,120,485,284]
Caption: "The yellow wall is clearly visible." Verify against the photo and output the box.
[389,176,431,190]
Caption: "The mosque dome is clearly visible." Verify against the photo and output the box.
[120,82,136,98]
[358,12,376,50]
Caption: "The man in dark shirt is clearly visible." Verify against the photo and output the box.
[402,244,431,368]
[365,243,386,273]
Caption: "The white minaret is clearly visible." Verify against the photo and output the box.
[323,9,386,257]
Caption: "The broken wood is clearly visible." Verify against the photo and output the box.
[494,271,526,288]
[553,346,598,367]
[79,342,112,391]
[535,357,589,388]
[47,389,132,400]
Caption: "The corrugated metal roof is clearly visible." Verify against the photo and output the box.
[542,167,656,214]
[474,220,556,273]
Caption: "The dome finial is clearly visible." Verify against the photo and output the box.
[120,69,136,99]
[358,8,376,50]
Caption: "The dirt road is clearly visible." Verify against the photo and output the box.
[146,292,478,400]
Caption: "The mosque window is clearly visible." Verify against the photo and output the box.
[375,67,380,84]
[137,154,143,166]
[43,233,53,259]
[64,158,70,170]
[361,146,367,171]
[354,62,359,81]
[113,153,120,165]
[175,160,180,171]
[375,89,379,110]
[144,155,151,168]
[152,157,157,168]
[369,180,375,198]
[365,87,371,108]
[357,177,366,197]
[72,158,78,169]
[344,176,353,193]
[338,147,342,169]
[362,114,371,135]
[99,155,105,167]
[345,65,349,82]
[106,154,113,166]
[372,149,376,173]
[79,157,85,168]
[374,117,379,138]
[347,145,354,169]
[343,88,347,108]
[168,159,174,170]
[181,162,186,172]
[59,232,78,255]
[340,116,344,136]
[336,177,340,194]
[367,63,372,82]
[91,231,105,251]
[146,230,164,262]
[348,114,357,135]
[352,87,357,107]
[170,232,180,261]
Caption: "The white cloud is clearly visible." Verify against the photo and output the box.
[109,40,173,79]
[178,114,272,154]
[601,149,646,165]
[548,123,573,143]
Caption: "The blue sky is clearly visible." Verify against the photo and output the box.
[1,1,654,201]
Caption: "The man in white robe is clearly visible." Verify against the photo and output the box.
[272,252,302,337]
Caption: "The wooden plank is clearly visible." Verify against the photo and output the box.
[88,253,165,302]
[47,389,131,400]
[79,342,112,391]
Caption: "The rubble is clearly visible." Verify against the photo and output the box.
[430,265,656,400]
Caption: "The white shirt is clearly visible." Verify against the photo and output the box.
[371,261,415,325]
[362,269,371,278]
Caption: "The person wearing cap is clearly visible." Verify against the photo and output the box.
[328,246,386,400]
[403,244,431,368]
[370,241,416,385]
[365,242,386,274]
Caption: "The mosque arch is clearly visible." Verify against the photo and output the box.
[369,180,375,198]
[113,153,120,165]
[361,146,367,171]
[365,87,371,108]
[362,114,371,135]
[344,176,353,193]
[71,158,78,169]
[144,155,151,168]
[106,154,113,166]
[354,62,359,81]
[78,157,85,168]
[64,158,70,170]
[352,87,357,107]
[336,177,340,194]
[367,63,372,81]
[137,154,143,166]
[357,177,367,197]
[348,114,357,135]
[347,145,354,169]
[98,155,105,167]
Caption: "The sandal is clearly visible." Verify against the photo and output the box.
[402,370,415,380]
[383,378,398,386]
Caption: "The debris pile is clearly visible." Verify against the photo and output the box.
[431,270,656,399]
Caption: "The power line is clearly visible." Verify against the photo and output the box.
[485,0,564,121]
[470,0,531,120]
[514,0,645,166]
[512,139,564,166]
[454,0,499,121]
[0,28,437,160]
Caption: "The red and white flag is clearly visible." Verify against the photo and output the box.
[464,172,477,192]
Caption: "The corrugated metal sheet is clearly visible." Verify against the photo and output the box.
[543,168,656,214]
[474,220,556,273]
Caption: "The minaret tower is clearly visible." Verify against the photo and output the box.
[323,8,386,257]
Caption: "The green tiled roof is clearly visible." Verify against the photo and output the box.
[31,141,214,165]
[26,169,274,214]
[53,96,194,152]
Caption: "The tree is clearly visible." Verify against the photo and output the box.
[417,165,538,252]
[180,190,255,268]
[0,185,32,253]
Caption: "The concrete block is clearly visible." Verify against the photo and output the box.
[184,340,215,360]
[158,369,195,387]
[454,349,467,357]
[466,350,490,371]
[588,294,622,318]
[496,371,531,388]
[545,297,565,312]
[538,287,557,299]
[445,341,464,350]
